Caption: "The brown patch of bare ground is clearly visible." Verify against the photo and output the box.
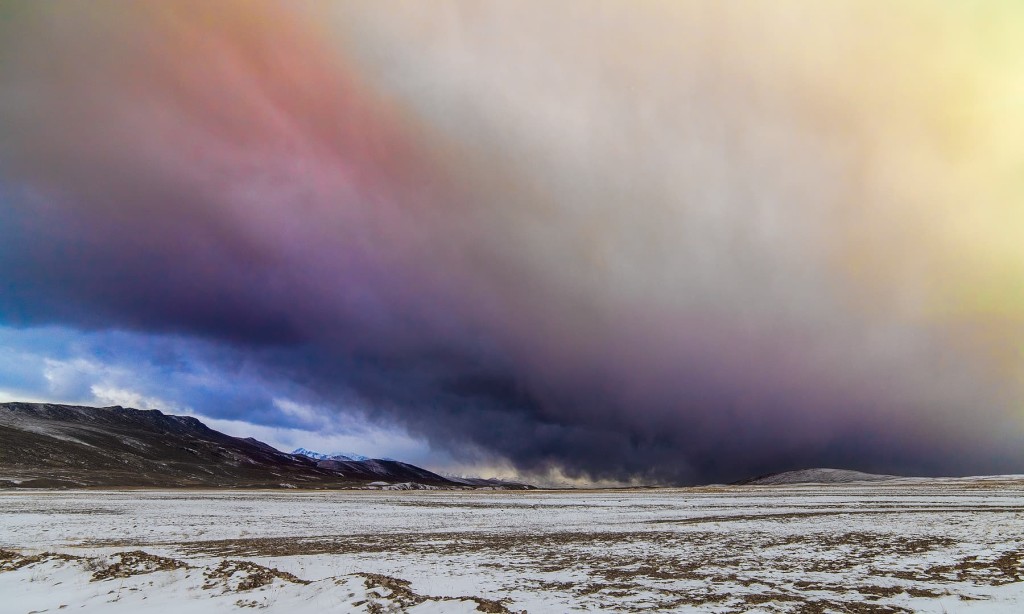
[0,548,81,572]
[203,559,309,591]
[359,572,520,613]
[91,550,189,580]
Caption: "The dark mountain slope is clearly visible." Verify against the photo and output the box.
[0,402,528,489]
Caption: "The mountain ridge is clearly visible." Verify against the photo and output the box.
[292,448,371,462]
[0,402,532,490]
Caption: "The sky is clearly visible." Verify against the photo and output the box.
[1,1,1023,485]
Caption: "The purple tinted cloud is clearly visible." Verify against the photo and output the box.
[1,2,1022,483]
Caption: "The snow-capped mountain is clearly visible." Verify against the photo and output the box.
[291,448,370,462]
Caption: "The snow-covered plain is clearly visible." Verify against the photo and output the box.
[2,477,1024,612]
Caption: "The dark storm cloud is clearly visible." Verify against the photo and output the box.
[1,1,1023,484]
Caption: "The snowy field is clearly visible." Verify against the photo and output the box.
[2,478,1024,613]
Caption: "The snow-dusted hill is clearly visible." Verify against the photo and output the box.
[735,467,901,485]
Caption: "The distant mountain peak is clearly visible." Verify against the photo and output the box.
[291,447,370,462]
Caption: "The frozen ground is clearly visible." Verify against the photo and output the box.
[2,477,1024,613]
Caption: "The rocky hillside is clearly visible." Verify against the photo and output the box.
[0,402,531,489]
